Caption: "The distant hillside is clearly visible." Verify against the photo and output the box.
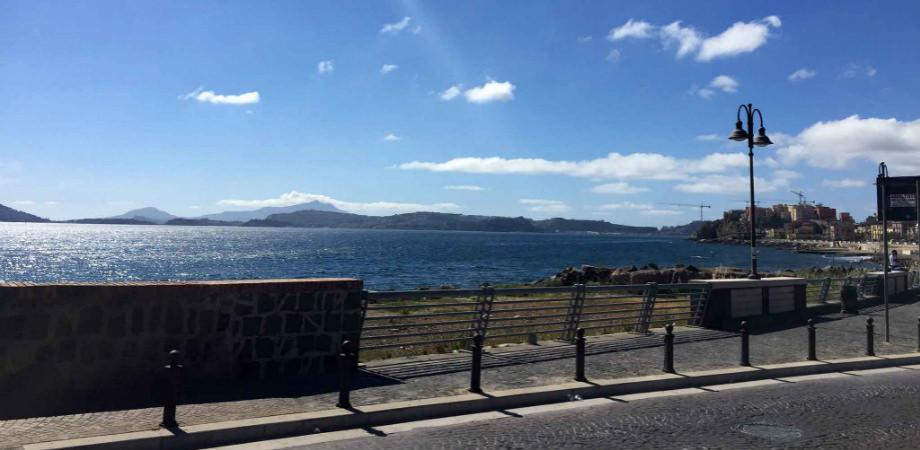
[109,207,178,224]
[68,218,155,225]
[0,203,50,223]
[658,220,707,236]
[201,201,342,222]
[166,218,242,226]
[245,210,658,234]
[534,218,657,234]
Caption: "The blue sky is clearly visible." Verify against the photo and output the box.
[2,0,920,225]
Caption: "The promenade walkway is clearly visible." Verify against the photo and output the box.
[2,294,918,449]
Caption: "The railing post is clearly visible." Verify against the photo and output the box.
[663,323,675,373]
[917,317,920,353]
[160,349,182,428]
[563,284,586,342]
[355,290,370,369]
[866,317,875,357]
[819,278,832,303]
[739,321,750,367]
[470,334,483,393]
[574,328,587,382]
[807,319,817,361]
[471,285,495,341]
[635,283,658,334]
[336,340,355,409]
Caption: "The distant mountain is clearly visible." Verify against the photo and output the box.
[245,209,658,234]
[0,203,50,223]
[109,207,178,224]
[200,201,342,222]
[166,218,242,227]
[658,220,707,236]
[533,218,657,234]
[68,218,155,225]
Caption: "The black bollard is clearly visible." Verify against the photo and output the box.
[916,317,919,353]
[866,317,875,357]
[739,321,750,367]
[160,349,182,428]
[336,340,355,409]
[663,323,675,374]
[470,334,483,393]
[575,328,587,382]
[807,319,817,361]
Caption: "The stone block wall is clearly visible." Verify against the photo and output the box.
[0,278,363,393]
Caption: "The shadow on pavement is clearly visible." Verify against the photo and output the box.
[0,369,398,420]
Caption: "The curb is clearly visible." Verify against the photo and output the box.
[26,352,920,450]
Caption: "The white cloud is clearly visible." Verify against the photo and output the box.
[841,63,877,79]
[709,75,739,93]
[788,68,816,81]
[188,205,202,210]
[777,115,920,172]
[317,60,334,75]
[577,35,593,43]
[399,152,747,181]
[181,88,260,105]
[674,174,790,194]
[440,85,462,101]
[597,202,653,210]
[694,75,739,99]
[617,16,779,62]
[773,169,801,179]
[520,198,569,213]
[382,133,401,142]
[591,182,649,194]
[608,19,655,41]
[12,200,34,205]
[641,209,684,216]
[380,64,399,75]
[697,16,780,61]
[823,178,866,188]
[661,21,702,58]
[218,191,459,216]
[606,49,622,62]
[695,87,715,99]
[696,134,721,141]
[380,16,413,34]
[444,185,486,191]
[464,80,515,104]
[44,201,59,206]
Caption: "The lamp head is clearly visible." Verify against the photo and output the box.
[753,127,773,147]
[728,121,748,141]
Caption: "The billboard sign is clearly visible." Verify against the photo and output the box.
[877,176,920,221]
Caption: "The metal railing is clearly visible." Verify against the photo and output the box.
[805,278,848,304]
[359,282,711,357]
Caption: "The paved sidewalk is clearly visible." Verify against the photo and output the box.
[2,295,919,449]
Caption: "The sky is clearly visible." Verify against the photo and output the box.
[2,0,920,226]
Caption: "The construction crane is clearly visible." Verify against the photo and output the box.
[791,190,807,204]
[669,203,711,221]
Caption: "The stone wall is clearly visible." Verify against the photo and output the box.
[0,278,363,393]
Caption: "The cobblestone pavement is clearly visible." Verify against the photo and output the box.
[304,368,920,449]
[2,296,919,449]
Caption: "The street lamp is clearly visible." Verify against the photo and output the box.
[729,103,773,279]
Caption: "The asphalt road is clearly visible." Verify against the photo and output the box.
[298,368,920,449]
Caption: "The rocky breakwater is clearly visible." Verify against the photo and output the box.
[536,264,740,286]
[536,264,868,287]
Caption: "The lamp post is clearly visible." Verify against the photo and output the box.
[729,103,773,279]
